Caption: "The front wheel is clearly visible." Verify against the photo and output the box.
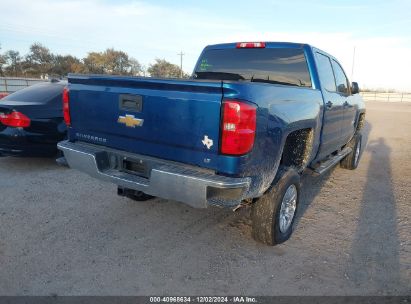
[251,167,300,245]
[340,133,362,170]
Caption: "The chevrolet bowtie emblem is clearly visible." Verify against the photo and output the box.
[118,114,144,128]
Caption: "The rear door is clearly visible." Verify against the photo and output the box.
[315,52,346,159]
[331,59,357,144]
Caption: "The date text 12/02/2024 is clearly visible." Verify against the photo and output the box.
[149,296,257,303]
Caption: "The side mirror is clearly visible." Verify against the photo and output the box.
[351,82,359,94]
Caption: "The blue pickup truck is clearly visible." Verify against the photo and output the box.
[58,42,365,245]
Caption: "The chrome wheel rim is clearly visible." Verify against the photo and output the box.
[354,140,361,165]
[279,184,297,233]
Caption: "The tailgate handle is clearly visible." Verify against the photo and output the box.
[119,94,143,112]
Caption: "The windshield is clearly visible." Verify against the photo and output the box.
[194,48,312,88]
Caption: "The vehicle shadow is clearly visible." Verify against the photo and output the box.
[294,120,372,226]
[346,137,403,294]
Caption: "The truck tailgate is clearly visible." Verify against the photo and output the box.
[68,75,223,170]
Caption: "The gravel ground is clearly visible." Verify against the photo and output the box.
[0,101,410,296]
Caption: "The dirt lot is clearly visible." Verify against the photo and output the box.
[0,101,409,296]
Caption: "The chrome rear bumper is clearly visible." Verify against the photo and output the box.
[58,141,251,208]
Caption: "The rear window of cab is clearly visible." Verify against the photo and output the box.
[194,47,312,88]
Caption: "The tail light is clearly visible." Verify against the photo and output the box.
[62,87,70,126]
[236,42,266,48]
[0,93,9,99]
[220,100,257,155]
[0,111,31,128]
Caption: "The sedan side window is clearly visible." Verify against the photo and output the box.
[331,60,350,95]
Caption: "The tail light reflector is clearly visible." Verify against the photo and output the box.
[220,100,256,155]
[0,111,31,128]
[236,42,266,48]
[63,87,70,126]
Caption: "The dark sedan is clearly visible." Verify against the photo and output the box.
[0,80,66,157]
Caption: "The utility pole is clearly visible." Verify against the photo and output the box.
[351,46,356,80]
[178,51,184,78]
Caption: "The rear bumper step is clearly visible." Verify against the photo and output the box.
[57,140,251,208]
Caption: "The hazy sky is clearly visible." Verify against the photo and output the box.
[1,0,411,91]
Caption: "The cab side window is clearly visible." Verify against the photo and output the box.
[315,53,336,92]
[331,60,350,95]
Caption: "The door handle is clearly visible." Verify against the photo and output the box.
[343,101,349,107]
[119,94,143,112]
[326,101,333,108]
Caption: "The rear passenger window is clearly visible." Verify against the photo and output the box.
[315,53,336,92]
[331,60,350,95]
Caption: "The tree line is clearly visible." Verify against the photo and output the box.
[0,42,189,79]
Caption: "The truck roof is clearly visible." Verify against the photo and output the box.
[204,42,311,50]
[204,42,337,64]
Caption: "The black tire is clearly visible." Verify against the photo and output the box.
[340,133,362,170]
[251,167,300,246]
[117,187,155,201]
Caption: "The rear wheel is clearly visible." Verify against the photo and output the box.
[340,133,362,170]
[251,167,300,245]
